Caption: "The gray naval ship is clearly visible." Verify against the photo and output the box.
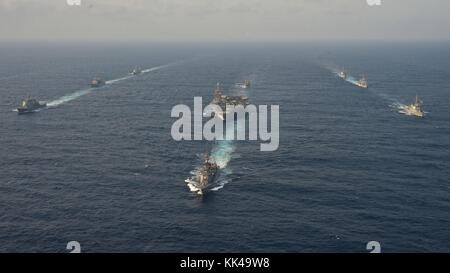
[235,80,251,89]
[338,70,347,80]
[17,98,47,114]
[402,95,425,118]
[130,66,142,75]
[91,77,105,88]
[354,75,368,89]
[190,154,220,195]
[210,83,249,120]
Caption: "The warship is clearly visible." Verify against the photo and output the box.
[354,75,368,89]
[401,95,425,118]
[189,154,220,195]
[338,70,347,80]
[131,66,142,75]
[17,98,47,114]
[90,77,105,88]
[210,83,249,120]
[236,80,251,89]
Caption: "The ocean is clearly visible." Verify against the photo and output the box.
[0,42,449,252]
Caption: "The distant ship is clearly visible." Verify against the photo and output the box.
[337,70,347,80]
[188,153,219,195]
[197,154,219,195]
[355,75,368,89]
[210,83,249,120]
[236,80,251,89]
[402,95,425,118]
[130,66,142,75]
[91,77,105,88]
[17,98,46,114]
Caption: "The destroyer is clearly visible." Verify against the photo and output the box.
[91,77,105,88]
[187,153,219,195]
[130,66,142,75]
[354,75,368,89]
[17,98,47,114]
[236,80,251,89]
[338,70,347,80]
[401,95,425,118]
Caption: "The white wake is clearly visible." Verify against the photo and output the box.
[46,61,180,108]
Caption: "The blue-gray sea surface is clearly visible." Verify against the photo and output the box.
[0,42,449,252]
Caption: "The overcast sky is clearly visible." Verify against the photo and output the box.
[0,0,449,41]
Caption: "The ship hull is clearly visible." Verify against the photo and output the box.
[17,104,47,114]
[17,109,33,114]
[91,83,105,88]
[403,110,424,118]
[354,83,368,89]
[236,83,250,89]
[198,171,218,195]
